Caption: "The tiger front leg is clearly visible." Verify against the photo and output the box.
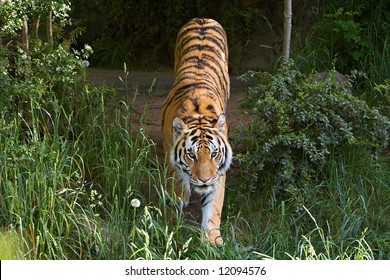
[201,175,225,245]
[167,167,191,209]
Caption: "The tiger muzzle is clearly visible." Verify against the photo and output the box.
[190,175,219,189]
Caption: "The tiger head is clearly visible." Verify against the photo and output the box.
[170,114,232,194]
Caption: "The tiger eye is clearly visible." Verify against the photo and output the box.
[187,152,196,160]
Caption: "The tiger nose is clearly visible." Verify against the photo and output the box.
[199,176,212,183]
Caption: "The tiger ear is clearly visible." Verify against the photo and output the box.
[215,114,226,132]
[173,117,187,137]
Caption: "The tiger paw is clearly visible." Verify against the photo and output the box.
[206,229,224,246]
[166,197,189,209]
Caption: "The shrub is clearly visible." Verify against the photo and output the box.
[235,60,390,208]
[297,0,389,83]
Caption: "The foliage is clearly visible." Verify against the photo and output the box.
[0,0,71,39]
[0,44,91,132]
[0,41,166,259]
[1,1,389,260]
[297,0,389,83]
[226,142,390,259]
[235,60,389,209]
[70,0,266,68]
[315,5,370,68]
[0,41,388,262]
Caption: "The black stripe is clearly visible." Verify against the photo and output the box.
[201,193,212,206]
[175,81,201,93]
[174,66,200,78]
[175,84,218,99]
[177,25,226,45]
[190,97,200,112]
[194,60,224,95]
[162,19,228,129]
[182,44,219,56]
[190,129,198,136]
[177,54,225,90]
[181,35,224,53]
[172,71,200,85]
[181,116,196,123]
[202,53,228,89]
[191,136,199,145]
[175,57,225,93]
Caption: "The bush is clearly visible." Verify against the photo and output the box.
[235,60,390,208]
[297,0,389,83]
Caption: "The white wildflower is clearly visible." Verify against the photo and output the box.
[82,60,90,68]
[131,198,141,208]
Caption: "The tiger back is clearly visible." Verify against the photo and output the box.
[161,18,232,245]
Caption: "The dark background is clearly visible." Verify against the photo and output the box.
[69,0,389,75]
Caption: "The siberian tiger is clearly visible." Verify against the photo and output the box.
[161,18,232,245]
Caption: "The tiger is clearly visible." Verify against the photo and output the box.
[161,18,232,245]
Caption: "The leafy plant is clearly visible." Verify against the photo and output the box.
[315,6,369,69]
[0,0,71,40]
[297,0,390,83]
[235,60,389,209]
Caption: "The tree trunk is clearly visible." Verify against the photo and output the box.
[34,16,40,39]
[22,15,29,54]
[282,0,292,60]
[47,10,53,47]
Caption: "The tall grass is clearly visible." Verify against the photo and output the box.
[1,45,389,260]
[1,85,388,259]
[0,70,199,259]
[223,145,390,259]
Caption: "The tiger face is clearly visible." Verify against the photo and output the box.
[170,114,232,195]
